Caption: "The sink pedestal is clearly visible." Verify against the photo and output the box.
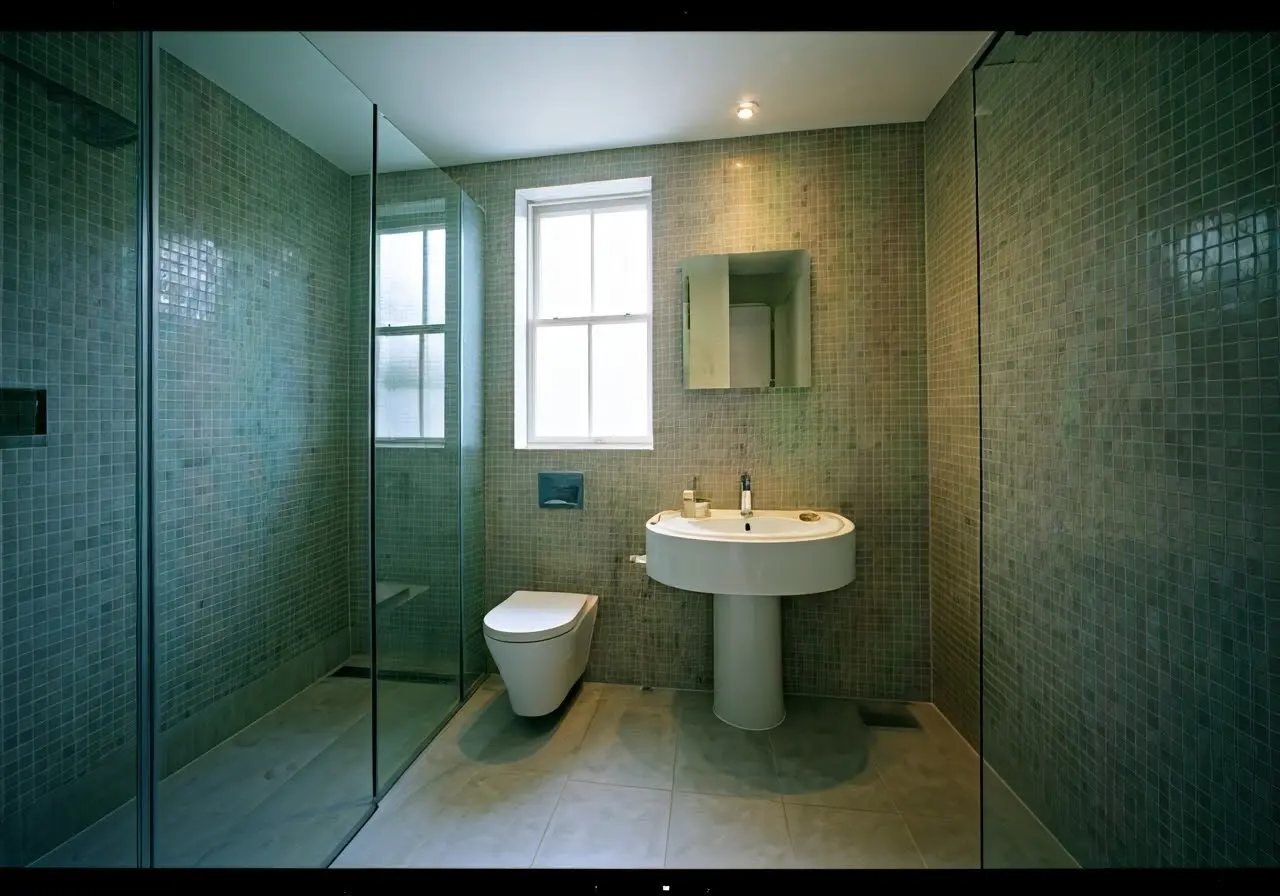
[645,508,855,732]
[712,594,785,730]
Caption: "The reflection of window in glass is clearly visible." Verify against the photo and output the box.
[1166,209,1275,293]
[375,227,446,441]
[526,196,652,447]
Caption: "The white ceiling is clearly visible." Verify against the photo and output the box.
[157,31,433,174]
[304,31,991,168]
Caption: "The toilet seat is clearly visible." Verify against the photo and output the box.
[483,590,593,643]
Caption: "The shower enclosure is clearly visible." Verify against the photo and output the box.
[1,31,486,867]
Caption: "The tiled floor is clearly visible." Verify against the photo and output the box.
[37,676,457,868]
[335,677,1075,869]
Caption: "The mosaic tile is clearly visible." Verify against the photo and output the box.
[957,31,1278,867]
[0,30,141,838]
[153,49,353,738]
[924,71,981,747]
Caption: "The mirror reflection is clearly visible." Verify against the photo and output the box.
[680,249,811,389]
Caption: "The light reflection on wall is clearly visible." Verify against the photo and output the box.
[158,234,224,321]
[1165,208,1275,294]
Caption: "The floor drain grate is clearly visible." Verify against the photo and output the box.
[856,701,921,730]
[329,665,456,686]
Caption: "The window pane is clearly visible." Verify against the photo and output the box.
[536,211,591,319]
[375,334,420,438]
[590,321,648,439]
[533,324,588,439]
[592,206,648,315]
[426,227,446,326]
[423,331,445,439]
[378,231,424,326]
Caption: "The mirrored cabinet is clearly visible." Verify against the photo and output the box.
[679,250,811,389]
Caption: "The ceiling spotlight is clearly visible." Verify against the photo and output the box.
[736,101,759,120]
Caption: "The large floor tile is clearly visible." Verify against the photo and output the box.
[34,803,136,867]
[153,681,372,865]
[196,802,370,868]
[234,725,375,834]
[870,729,980,819]
[785,803,924,869]
[982,773,1076,868]
[423,682,600,774]
[903,812,980,868]
[398,766,567,868]
[534,781,671,868]
[769,698,896,813]
[570,700,677,790]
[665,791,793,868]
[674,714,780,799]
[331,762,476,867]
[376,680,459,785]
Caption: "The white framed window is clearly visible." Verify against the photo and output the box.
[374,224,447,444]
[514,177,653,449]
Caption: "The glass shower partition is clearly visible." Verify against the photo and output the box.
[974,31,1280,869]
[367,116,487,793]
[148,32,376,868]
[2,29,485,869]
[458,191,487,696]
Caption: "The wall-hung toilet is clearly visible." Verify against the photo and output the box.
[483,590,599,717]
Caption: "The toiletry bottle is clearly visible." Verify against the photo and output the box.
[682,489,696,518]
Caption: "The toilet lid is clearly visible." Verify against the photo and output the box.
[484,590,594,643]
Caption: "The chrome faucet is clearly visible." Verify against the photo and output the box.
[739,472,753,518]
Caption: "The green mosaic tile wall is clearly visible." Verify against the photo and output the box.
[446,126,932,698]
[924,71,981,748]
[347,167,485,680]
[971,32,1279,866]
[153,51,354,733]
[0,31,141,840]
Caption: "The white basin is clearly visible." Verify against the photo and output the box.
[644,509,855,730]
[645,509,854,596]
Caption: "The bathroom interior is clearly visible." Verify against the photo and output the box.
[0,30,1275,870]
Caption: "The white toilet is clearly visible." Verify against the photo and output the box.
[483,590,599,717]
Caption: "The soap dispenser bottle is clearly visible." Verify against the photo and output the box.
[682,489,697,518]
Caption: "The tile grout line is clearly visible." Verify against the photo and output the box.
[765,723,798,866]
[662,706,681,869]
[528,686,605,868]
[897,809,932,869]
[863,728,908,816]
[528,772,571,868]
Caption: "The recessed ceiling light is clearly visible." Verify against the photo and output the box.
[736,101,759,120]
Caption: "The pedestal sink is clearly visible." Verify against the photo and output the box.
[644,509,855,730]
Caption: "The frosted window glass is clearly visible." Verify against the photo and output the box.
[534,325,588,438]
[536,212,591,319]
[590,321,648,438]
[375,334,420,438]
[422,331,445,439]
[377,231,423,326]
[426,228,446,326]
[592,207,648,315]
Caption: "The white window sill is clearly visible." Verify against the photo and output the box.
[517,441,653,451]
